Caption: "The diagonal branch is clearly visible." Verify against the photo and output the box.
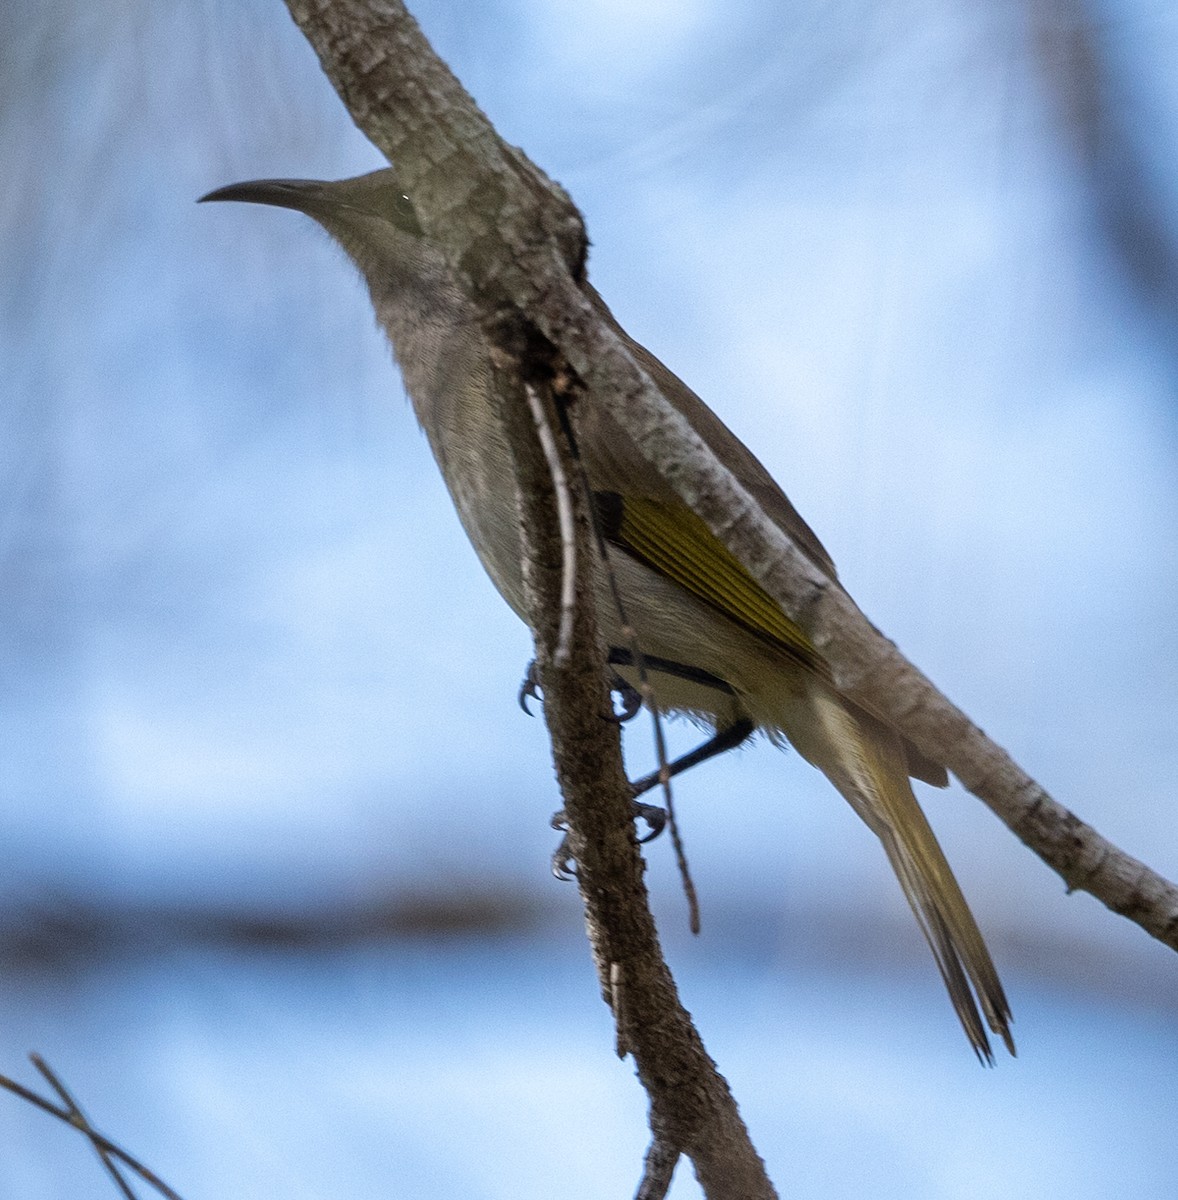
[31,1055,141,1200]
[0,1057,183,1200]
[282,1,1178,949]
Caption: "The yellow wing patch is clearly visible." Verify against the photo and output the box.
[611,495,823,670]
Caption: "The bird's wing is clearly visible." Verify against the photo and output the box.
[594,491,824,672]
[585,285,839,581]
[582,286,948,788]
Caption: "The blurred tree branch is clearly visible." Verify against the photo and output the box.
[1032,0,1178,372]
[505,363,775,1198]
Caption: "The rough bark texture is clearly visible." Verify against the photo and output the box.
[283,0,1178,955]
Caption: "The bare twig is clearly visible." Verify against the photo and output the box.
[553,393,701,933]
[0,1057,183,1200]
[523,381,577,667]
[31,1055,140,1200]
[656,742,701,937]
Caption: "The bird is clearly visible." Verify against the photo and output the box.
[200,167,1014,1062]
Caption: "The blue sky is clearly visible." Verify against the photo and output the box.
[1,1,1177,1196]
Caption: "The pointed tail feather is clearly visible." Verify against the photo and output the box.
[803,688,1015,1061]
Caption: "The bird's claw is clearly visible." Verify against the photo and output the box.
[521,661,642,724]
[550,809,575,880]
[551,840,576,881]
[631,799,667,843]
[608,674,643,723]
[518,660,542,715]
[549,800,666,880]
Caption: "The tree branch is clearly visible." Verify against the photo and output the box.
[282,0,1178,951]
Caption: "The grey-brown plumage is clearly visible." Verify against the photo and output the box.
[200,168,1014,1061]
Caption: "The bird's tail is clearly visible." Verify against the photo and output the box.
[799,684,1015,1062]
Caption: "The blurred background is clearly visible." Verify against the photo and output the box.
[2,0,1177,1196]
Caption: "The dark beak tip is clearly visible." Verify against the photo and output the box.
[196,179,321,211]
[196,181,265,206]
[196,183,245,206]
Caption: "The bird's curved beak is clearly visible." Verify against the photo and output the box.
[197,179,327,214]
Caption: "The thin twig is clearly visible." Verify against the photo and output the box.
[525,381,578,667]
[493,361,776,1197]
[655,742,700,935]
[0,1059,183,1200]
[553,392,701,934]
[31,1055,140,1200]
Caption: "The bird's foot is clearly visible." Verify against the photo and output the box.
[630,799,667,842]
[518,660,542,715]
[608,674,643,723]
[549,799,667,880]
[519,659,643,723]
[550,809,575,880]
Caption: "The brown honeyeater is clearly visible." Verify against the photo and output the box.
[201,169,1014,1062]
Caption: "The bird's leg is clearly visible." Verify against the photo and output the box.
[523,656,646,877]
[629,718,756,800]
[538,651,752,875]
[604,648,749,835]
[551,720,756,877]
